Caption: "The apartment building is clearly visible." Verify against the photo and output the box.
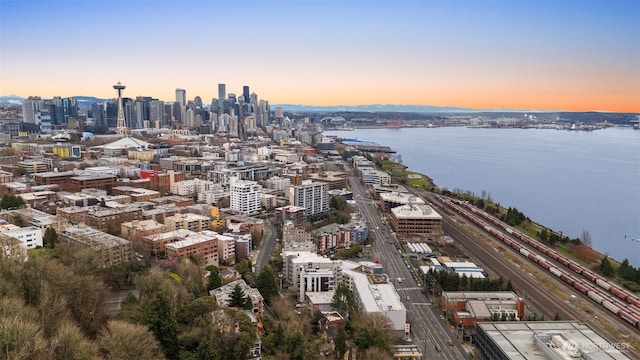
[58,225,134,267]
[165,230,219,266]
[164,213,210,232]
[286,180,329,220]
[229,176,262,215]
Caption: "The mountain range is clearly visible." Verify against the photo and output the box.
[1,95,637,115]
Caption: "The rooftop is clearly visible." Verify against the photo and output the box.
[477,321,631,360]
[391,203,442,220]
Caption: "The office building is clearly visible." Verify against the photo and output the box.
[390,203,442,237]
[175,88,186,107]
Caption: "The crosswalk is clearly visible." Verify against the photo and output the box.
[396,287,423,291]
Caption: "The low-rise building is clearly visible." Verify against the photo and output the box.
[475,321,631,360]
[165,230,219,266]
[390,203,442,238]
[85,206,143,232]
[210,279,264,315]
[121,219,168,243]
[0,224,43,249]
[142,229,195,255]
[58,225,134,267]
[164,212,211,232]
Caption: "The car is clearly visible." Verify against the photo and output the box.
[448,339,455,346]
[397,278,402,283]
[406,295,410,301]
[435,344,442,352]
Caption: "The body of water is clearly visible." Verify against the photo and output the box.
[326,127,640,267]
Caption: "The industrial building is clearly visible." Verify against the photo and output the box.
[475,321,631,360]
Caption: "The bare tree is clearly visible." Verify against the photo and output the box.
[580,230,593,247]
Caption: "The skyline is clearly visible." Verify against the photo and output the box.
[1,0,639,112]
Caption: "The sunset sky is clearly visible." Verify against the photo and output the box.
[1,0,638,112]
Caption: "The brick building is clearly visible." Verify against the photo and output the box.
[85,206,143,231]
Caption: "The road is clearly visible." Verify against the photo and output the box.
[420,193,640,359]
[254,221,277,274]
[347,166,469,360]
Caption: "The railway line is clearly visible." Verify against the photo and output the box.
[439,195,640,331]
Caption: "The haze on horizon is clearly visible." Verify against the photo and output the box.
[1,0,638,113]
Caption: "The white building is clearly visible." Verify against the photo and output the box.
[360,168,391,185]
[282,251,335,289]
[341,262,407,332]
[229,176,262,215]
[264,176,291,191]
[287,180,329,219]
[216,233,236,265]
[172,178,227,204]
[0,225,43,249]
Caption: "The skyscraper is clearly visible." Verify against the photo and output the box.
[175,88,186,107]
[218,84,226,100]
[113,82,127,133]
[242,86,250,104]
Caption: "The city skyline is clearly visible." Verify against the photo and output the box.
[1,0,639,112]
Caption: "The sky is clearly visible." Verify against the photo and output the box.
[0,0,639,112]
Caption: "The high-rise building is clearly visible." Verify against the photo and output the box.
[175,88,186,107]
[230,176,262,215]
[22,96,41,124]
[242,86,250,104]
[218,83,226,100]
[287,180,329,219]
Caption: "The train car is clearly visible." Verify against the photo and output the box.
[539,260,552,270]
[505,227,514,235]
[560,273,575,286]
[602,300,620,315]
[595,278,612,291]
[550,267,562,277]
[588,290,604,305]
[556,256,570,267]
[627,296,640,308]
[568,262,582,274]
[546,250,560,261]
[582,271,598,282]
[520,248,530,258]
[618,310,639,328]
[573,281,589,295]
[528,253,538,263]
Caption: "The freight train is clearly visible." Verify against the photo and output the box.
[438,195,640,329]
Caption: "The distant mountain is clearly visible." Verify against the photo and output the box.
[0,95,109,109]
[272,103,474,113]
[0,95,25,106]
[73,96,109,109]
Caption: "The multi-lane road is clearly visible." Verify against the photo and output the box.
[348,171,469,360]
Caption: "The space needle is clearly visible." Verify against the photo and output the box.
[113,82,127,134]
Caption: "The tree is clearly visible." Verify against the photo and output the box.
[0,194,26,210]
[206,266,222,292]
[98,320,166,360]
[255,266,278,305]
[580,230,592,247]
[331,283,355,317]
[599,256,615,277]
[140,295,179,360]
[228,284,248,309]
[43,227,58,248]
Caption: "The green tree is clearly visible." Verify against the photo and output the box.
[599,256,615,277]
[228,284,248,309]
[140,295,179,360]
[255,266,278,305]
[43,227,58,248]
[331,283,355,317]
[178,297,214,326]
[0,194,26,210]
[206,266,222,292]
